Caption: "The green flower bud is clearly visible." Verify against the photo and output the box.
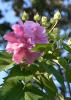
[54,11,61,20]
[67,38,71,48]
[46,60,51,65]
[48,50,52,54]
[53,28,60,34]
[22,11,29,21]
[41,16,47,23]
[39,57,43,62]
[34,13,40,22]
[41,16,47,26]
[50,18,56,24]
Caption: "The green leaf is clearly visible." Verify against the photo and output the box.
[0,79,46,100]
[39,61,64,85]
[25,84,46,98]
[55,94,64,100]
[25,92,42,100]
[63,43,71,53]
[58,57,68,69]
[41,74,57,95]
[32,43,53,52]
[0,51,15,71]
[4,64,34,82]
[0,80,25,100]
[58,58,71,82]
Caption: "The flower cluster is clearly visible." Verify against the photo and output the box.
[4,20,48,64]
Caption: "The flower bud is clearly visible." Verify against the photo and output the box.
[50,18,56,24]
[22,11,29,21]
[53,28,60,34]
[41,16,47,26]
[34,13,40,22]
[67,38,71,48]
[54,11,61,20]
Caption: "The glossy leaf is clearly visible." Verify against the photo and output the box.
[0,52,15,71]
[63,43,71,53]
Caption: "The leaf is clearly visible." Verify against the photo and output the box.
[4,64,34,82]
[58,58,71,82]
[41,74,57,95]
[0,62,15,72]
[25,92,42,100]
[58,57,68,69]
[63,43,71,53]
[39,61,64,85]
[32,43,53,52]
[0,51,15,71]
[55,94,64,100]
[0,79,46,100]
[0,80,25,100]
[25,84,46,98]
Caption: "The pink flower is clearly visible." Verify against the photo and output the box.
[4,20,48,64]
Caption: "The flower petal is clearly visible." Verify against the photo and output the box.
[4,32,17,42]
[24,21,48,44]
[6,42,24,53]
[34,35,48,44]
[12,24,24,37]
[13,48,26,64]
[26,51,41,64]
[6,42,14,53]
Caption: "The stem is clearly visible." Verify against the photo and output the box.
[49,20,58,33]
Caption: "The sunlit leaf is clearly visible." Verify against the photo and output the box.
[0,52,15,71]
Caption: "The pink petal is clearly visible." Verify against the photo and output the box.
[13,48,26,64]
[12,24,24,37]
[34,35,48,44]
[24,21,48,44]
[6,42,24,53]
[24,21,37,38]
[26,51,41,64]
[6,42,14,53]
[4,32,17,42]
[24,21,44,36]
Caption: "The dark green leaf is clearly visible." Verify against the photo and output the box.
[0,79,46,100]
[0,80,25,100]
[4,64,34,82]
[58,58,71,82]
[58,57,68,69]
[39,61,64,85]
[55,94,64,100]
[63,43,71,53]
[0,52,15,71]
[32,43,53,52]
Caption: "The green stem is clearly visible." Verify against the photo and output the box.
[49,20,58,33]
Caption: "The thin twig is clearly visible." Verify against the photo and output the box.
[48,20,58,33]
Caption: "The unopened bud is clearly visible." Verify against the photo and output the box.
[53,28,60,34]
[50,18,56,24]
[22,11,28,21]
[41,16,47,26]
[34,13,40,22]
[67,38,71,48]
[54,11,61,20]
